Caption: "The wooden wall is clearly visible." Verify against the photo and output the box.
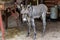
[44,0,58,11]
[58,0,60,5]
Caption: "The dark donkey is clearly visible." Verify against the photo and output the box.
[2,3,22,29]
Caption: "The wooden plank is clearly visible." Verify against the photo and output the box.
[44,1,55,3]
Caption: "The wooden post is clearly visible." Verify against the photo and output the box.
[37,0,39,5]
[0,11,5,40]
[5,12,8,29]
[25,0,28,7]
[0,4,5,40]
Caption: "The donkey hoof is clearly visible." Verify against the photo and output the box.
[26,33,30,37]
[34,34,36,40]
[34,36,36,40]
[42,32,45,37]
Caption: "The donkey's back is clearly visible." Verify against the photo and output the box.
[30,4,48,18]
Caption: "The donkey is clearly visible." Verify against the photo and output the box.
[3,3,22,29]
[21,4,48,40]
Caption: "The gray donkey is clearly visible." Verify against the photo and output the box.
[21,4,48,40]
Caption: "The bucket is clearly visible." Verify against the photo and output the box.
[50,5,58,19]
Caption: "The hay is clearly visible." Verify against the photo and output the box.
[5,27,20,39]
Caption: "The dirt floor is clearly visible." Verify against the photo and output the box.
[2,16,60,40]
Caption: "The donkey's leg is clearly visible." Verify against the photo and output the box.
[27,18,31,37]
[42,12,46,35]
[18,13,23,27]
[19,13,22,24]
[31,18,36,40]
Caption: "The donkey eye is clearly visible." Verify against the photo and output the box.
[28,7,30,8]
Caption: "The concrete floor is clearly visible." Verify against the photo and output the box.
[2,15,60,40]
[5,17,60,40]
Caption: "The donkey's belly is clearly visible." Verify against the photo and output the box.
[32,12,42,18]
[32,8,42,18]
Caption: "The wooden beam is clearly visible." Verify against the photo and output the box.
[37,0,39,5]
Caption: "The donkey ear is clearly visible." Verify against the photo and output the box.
[27,5,30,8]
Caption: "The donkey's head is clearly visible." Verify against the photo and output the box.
[20,4,33,22]
[20,4,28,22]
